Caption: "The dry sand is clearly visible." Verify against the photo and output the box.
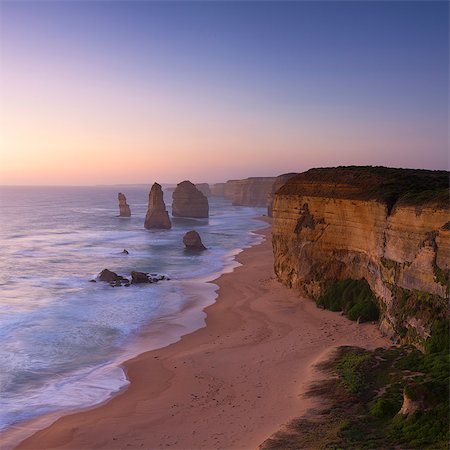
[13,225,389,450]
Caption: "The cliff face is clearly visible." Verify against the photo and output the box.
[223,177,276,207]
[272,167,449,345]
[172,180,209,218]
[195,183,211,197]
[267,173,297,217]
[211,183,225,197]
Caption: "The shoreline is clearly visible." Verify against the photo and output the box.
[13,224,389,450]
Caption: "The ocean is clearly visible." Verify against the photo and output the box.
[0,186,266,433]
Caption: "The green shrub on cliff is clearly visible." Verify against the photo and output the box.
[317,279,379,322]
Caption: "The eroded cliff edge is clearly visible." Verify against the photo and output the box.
[272,166,449,346]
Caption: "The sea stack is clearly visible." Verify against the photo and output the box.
[144,183,172,229]
[183,230,206,250]
[172,180,209,218]
[118,193,131,217]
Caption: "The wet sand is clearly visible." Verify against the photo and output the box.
[15,226,389,449]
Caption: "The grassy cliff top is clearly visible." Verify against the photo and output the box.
[278,166,449,210]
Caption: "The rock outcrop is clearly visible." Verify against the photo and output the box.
[118,193,131,217]
[97,269,130,286]
[223,177,276,207]
[183,230,206,250]
[144,183,172,229]
[172,181,209,218]
[211,183,225,197]
[96,269,168,286]
[130,271,168,284]
[272,167,449,346]
[195,183,211,197]
[267,173,297,216]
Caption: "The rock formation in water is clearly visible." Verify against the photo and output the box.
[223,177,277,207]
[118,193,131,217]
[144,183,172,229]
[97,269,130,286]
[211,183,225,197]
[195,183,211,197]
[172,180,209,218]
[267,173,298,217]
[271,167,449,346]
[183,230,206,250]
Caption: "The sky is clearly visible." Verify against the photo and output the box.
[0,0,448,185]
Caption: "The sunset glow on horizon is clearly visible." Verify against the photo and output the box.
[0,1,448,185]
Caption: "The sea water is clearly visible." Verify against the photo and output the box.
[0,186,266,432]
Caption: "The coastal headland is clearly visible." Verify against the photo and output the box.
[15,224,388,449]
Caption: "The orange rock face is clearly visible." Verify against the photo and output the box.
[272,167,449,345]
[172,181,209,218]
[144,183,172,229]
[267,173,297,216]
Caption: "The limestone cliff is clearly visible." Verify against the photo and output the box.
[211,183,225,197]
[144,183,172,229]
[267,173,297,217]
[172,180,209,218]
[118,193,131,217]
[195,183,211,197]
[224,177,276,207]
[272,167,449,345]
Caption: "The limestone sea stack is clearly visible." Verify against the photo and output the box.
[118,193,131,217]
[144,183,172,229]
[172,180,209,218]
[183,230,206,250]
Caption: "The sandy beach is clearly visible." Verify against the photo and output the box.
[14,224,389,450]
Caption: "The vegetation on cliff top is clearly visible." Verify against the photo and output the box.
[261,326,449,449]
[278,166,449,211]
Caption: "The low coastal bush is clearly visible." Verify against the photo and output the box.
[369,397,399,418]
[317,279,379,322]
[335,349,371,394]
[261,339,449,450]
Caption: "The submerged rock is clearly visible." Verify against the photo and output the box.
[122,249,129,255]
[118,193,131,217]
[144,183,172,229]
[172,180,209,218]
[183,230,206,250]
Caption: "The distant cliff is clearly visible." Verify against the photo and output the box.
[195,183,211,197]
[223,177,276,207]
[272,167,449,346]
[211,183,225,197]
